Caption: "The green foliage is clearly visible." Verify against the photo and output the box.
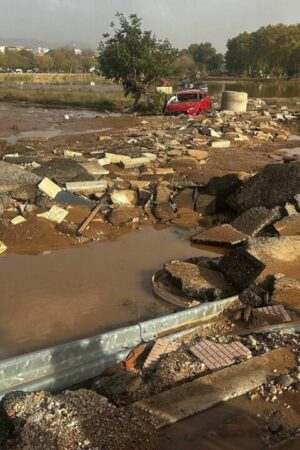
[98,13,178,103]
[186,42,224,73]
[225,24,300,76]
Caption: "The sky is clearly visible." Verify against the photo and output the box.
[0,0,299,52]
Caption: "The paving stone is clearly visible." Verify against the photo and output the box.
[273,214,300,236]
[186,150,209,161]
[108,206,142,226]
[34,158,91,184]
[284,202,298,216]
[231,207,281,237]
[190,339,251,370]
[153,202,176,223]
[252,305,291,323]
[219,247,265,291]
[155,184,171,204]
[191,224,248,246]
[143,339,181,371]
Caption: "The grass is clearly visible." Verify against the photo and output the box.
[0,73,111,85]
[0,86,130,110]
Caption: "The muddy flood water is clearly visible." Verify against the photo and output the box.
[0,226,222,360]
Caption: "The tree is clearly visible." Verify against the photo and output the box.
[187,42,224,73]
[98,13,178,104]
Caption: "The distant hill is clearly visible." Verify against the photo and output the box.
[0,37,96,50]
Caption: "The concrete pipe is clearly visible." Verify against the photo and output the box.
[221,91,248,113]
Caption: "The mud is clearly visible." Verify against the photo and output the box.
[0,226,220,359]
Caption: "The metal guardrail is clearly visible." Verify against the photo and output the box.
[0,296,238,397]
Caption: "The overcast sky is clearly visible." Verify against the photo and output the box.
[0,0,299,52]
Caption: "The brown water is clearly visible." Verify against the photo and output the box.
[206,81,300,99]
[0,227,222,359]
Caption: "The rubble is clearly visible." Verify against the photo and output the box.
[65,180,108,193]
[0,241,7,254]
[0,161,40,194]
[38,177,61,199]
[37,206,69,224]
[272,275,300,312]
[231,206,281,236]
[34,158,92,184]
[191,224,248,246]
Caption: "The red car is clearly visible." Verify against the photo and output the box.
[164,89,211,116]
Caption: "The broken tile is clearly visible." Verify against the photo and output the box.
[191,224,248,246]
[143,339,181,371]
[252,305,291,323]
[142,152,157,161]
[37,205,69,224]
[38,177,62,199]
[190,339,251,370]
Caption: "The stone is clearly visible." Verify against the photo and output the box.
[165,261,233,300]
[210,140,231,148]
[11,184,38,202]
[105,153,132,164]
[155,184,171,204]
[153,203,176,223]
[284,202,298,216]
[206,174,242,209]
[219,248,265,291]
[273,214,300,236]
[227,163,300,212]
[174,188,195,210]
[231,207,281,237]
[0,241,7,254]
[34,158,91,184]
[195,194,216,215]
[108,206,142,226]
[80,162,109,176]
[277,374,294,388]
[11,215,26,225]
[121,157,150,169]
[186,150,209,161]
[37,206,69,224]
[191,224,248,246]
[65,180,108,193]
[0,161,40,194]
[92,371,142,397]
[38,177,62,199]
[272,275,300,312]
[110,189,137,206]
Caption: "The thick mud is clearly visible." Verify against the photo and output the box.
[0,226,222,359]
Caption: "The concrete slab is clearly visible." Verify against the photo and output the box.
[231,207,281,237]
[191,224,248,247]
[105,153,131,164]
[134,347,296,429]
[190,339,251,370]
[65,180,108,193]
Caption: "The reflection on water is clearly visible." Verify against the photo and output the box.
[0,226,222,359]
[206,81,300,98]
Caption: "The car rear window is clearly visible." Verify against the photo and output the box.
[177,93,198,102]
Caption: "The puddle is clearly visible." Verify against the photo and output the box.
[0,226,223,359]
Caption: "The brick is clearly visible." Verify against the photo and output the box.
[252,304,291,323]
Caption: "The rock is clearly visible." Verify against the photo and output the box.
[165,261,233,301]
[108,206,142,226]
[153,203,176,223]
[195,194,216,215]
[0,161,40,194]
[210,140,231,148]
[227,163,300,212]
[186,150,209,161]
[156,184,171,204]
[206,174,242,209]
[92,371,142,397]
[231,207,281,237]
[191,224,248,247]
[219,248,265,291]
[277,374,294,388]
[239,284,269,308]
[110,189,137,207]
[34,158,92,184]
[273,214,300,236]
[11,184,38,202]
[173,188,194,210]
[272,275,300,312]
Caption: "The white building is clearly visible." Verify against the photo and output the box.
[74,48,82,56]
[0,46,5,54]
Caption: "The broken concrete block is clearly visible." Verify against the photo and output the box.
[272,275,300,312]
[206,174,242,209]
[63,150,83,158]
[143,339,181,371]
[231,207,281,237]
[66,180,108,193]
[142,152,157,161]
[97,157,111,166]
[155,168,175,176]
[165,260,233,301]
[0,241,7,255]
[186,150,209,161]
[0,161,41,194]
[209,128,222,138]
[190,339,251,370]
[273,214,300,236]
[227,163,300,212]
[110,189,137,206]
[219,248,265,291]
[98,135,112,141]
[37,205,69,224]
[121,157,150,169]
[80,162,109,176]
[105,153,131,164]
[191,224,248,247]
[34,159,91,184]
[195,194,216,215]
[173,188,194,210]
[38,177,62,199]
[210,140,231,148]
[11,215,26,225]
